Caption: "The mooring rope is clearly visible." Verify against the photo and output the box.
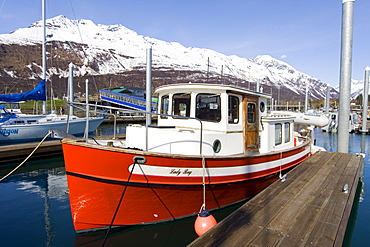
[199,154,207,213]
[0,131,52,182]
[279,152,283,177]
[279,152,287,182]
[102,161,136,247]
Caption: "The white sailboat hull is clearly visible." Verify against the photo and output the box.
[0,117,104,143]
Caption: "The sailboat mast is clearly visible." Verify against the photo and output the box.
[42,0,47,114]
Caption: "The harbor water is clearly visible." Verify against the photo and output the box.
[0,126,369,246]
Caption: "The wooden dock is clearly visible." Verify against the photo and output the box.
[0,140,62,165]
[188,151,363,247]
[0,134,126,166]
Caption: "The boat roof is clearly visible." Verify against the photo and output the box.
[155,83,271,99]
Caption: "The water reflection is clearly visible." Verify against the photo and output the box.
[74,204,242,247]
[0,155,244,247]
[0,158,74,246]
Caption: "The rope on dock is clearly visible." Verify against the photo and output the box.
[0,132,52,182]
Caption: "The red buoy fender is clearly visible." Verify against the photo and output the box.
[194,208,217,236]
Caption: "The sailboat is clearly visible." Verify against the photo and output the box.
[0,81,104,143]
[0,1,104,143]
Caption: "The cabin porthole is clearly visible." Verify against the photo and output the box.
[213,139,222,153]
[260,102,265,112]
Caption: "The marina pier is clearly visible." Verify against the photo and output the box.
[188,151,363,246]
[0,132,127,165]
[0,140,62,165]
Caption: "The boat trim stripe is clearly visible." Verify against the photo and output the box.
[66,171,274,188]
[126,148,310,177]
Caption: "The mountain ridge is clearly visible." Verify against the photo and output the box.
[0,15,340,102]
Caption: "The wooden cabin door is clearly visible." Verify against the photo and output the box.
[243,97,259,151]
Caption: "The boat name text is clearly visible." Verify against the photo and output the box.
[170,169,192,176]
[0,128,19,136]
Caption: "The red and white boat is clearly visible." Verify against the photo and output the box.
[61,83,328,232]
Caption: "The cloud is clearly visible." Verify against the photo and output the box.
[281,55,288,59]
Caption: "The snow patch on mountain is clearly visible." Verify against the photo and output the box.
[0,15,338,100]
[334,79,367,99]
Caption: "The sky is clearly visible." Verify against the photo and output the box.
[1,0,370,87]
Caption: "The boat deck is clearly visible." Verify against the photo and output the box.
[188,151,363,246]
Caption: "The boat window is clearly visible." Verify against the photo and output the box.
[196,93,221,122]
[275,123,282,145]
[247,103,256,123]
[160,95,169,119]
[260,102,265,112]
[284,122,290,143]
[228,95,239,124]
[172,93,191,118]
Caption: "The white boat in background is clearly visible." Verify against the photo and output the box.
[321,111,360,133]
[0,80,104,143]
[269,111,330,128]
[0,104,104,143]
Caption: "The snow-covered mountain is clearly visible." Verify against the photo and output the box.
[334,79,368,100]
[0,15,339,101]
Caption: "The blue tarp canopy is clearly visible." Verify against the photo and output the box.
[0,80,46,102]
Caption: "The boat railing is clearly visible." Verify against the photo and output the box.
[100,89,158,111]
[68,101,204,155]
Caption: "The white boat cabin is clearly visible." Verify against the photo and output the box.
[126,84,299,156]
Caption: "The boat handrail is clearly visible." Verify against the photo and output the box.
[68,101,204,155]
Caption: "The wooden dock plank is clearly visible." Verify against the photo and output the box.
[188,151,363,247]
[0,140,62,165]
[251,153,347,246]
[199,152,338,246]
[0,134,126,166]
[333,154,364,246]
[308,154,360,246]
[249,152,339,227]
[268,152,356,246]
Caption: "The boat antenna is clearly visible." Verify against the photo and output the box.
[42,0,47,114]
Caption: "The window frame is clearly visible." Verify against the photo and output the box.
[228,95,239,124]
[275,123,282,145]
[195,93,221,122]
[172,93,191,118]
[160,94,169,119]
[247,102,256,124]
[284,122,290,143]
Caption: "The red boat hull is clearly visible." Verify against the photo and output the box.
[62,140,311,232]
